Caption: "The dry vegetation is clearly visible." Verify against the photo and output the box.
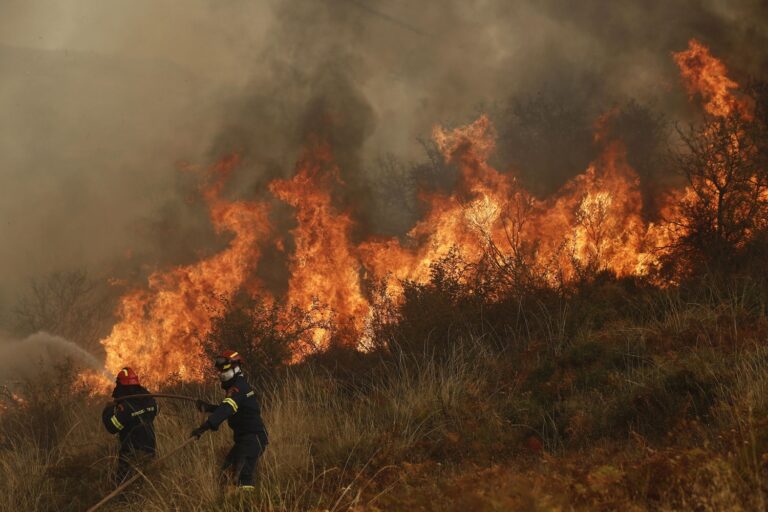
[2,66,768,512]
[2,271,768,511]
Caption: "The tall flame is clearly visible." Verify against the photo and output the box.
[673,38,750,119]
[96,38,755,387]
[269,141,370,354]
[671,38,763,251]
[361,116,664,291]
[101,156,271,381]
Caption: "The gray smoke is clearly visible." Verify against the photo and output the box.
[1,0,767,321]
[0,331,105,383]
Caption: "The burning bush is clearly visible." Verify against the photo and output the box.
[668,108,768,276]
[201,294,328,379]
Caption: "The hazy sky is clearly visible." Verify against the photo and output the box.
[1,0,766,322]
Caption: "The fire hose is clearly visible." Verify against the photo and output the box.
[85,437,197,512]
[112,393,200,404]
[86,393,206,511]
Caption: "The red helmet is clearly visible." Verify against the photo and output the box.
[215,350,243,370]
[116,367,140,386]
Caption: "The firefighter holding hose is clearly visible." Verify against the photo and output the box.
[101,367,158,485]
[190,350,269,490]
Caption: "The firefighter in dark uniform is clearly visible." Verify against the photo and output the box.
[101,367,158,484]
[190,350,268,490]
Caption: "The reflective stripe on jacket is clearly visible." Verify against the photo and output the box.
[206,374,268,447]
[101,384,158,454]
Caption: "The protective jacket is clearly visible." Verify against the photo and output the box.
[203,374,268,452]
[101,384,158,454]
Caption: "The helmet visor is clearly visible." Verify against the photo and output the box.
[215,356,232,370]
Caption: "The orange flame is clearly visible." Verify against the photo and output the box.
[101,156,272,382]
[96,39,755,385]
[672,39,762,250]
[361,115,667,291]
[673,39,750,119]
[269,141,370,355]
[76,369,114,396]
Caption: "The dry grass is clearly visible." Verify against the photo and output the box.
[3,288,768,511]
[0,345,502,511]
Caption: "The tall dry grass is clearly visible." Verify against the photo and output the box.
[0,343,503,511]
[2,276,768,510]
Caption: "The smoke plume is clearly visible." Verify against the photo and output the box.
[1,0,767,323]
[0,331,104,383]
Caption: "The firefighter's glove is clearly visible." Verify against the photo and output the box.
[190,422,210,440]
[195,399,215,413]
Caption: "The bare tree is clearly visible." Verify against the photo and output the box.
[202,294,329,380]
[13,270,114,354]
[468,192,551,295]
[370,153,419,234]
[671,113,768,270]
[496,93,598,197]
[575,191,612,264]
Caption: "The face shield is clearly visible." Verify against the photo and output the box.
[219,368,236,382]
[215,356,240,382]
